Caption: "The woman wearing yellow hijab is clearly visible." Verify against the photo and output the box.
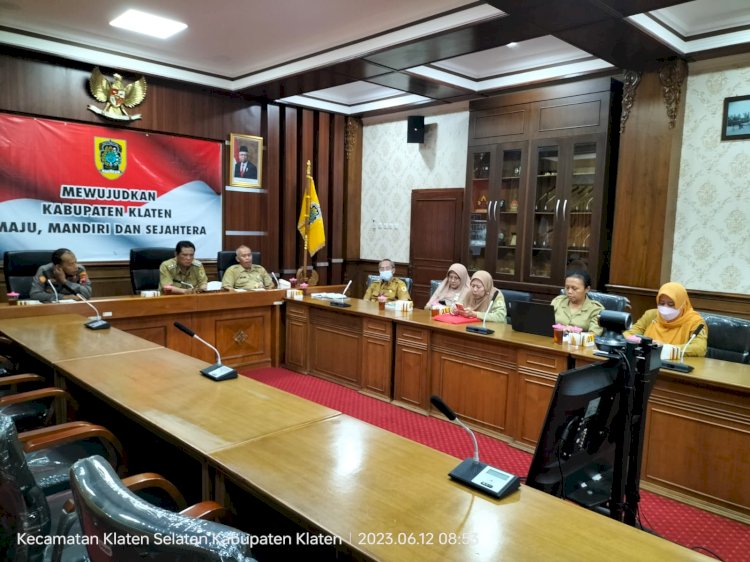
[624,282,707,356]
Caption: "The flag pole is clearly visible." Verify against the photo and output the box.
[301,160,311,283]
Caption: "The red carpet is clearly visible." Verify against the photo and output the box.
[245,367,749,562]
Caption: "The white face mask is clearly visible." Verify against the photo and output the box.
[380,270,393,282]
[657,305,680,322]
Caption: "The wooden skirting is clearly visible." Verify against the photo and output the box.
[641,481,750,526]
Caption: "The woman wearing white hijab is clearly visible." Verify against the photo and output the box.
[425,263,470,309]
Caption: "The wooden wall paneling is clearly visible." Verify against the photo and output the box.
[282,107,299,276]
[609,72,678,288]
[330,115,346,283]
[316,112,331,285]
[266,105,281,272]
[344,118,363,263]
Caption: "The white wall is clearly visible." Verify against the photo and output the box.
[672,54,750,295]
[360,107,469,263]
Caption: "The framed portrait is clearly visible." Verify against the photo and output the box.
[721,95,750,141]
[228,133,263,187]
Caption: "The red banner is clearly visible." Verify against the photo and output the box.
[0,113,222,261]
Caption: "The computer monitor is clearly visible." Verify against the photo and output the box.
[526,358,623,509]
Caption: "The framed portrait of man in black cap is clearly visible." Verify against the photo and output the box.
[229,133,263,187]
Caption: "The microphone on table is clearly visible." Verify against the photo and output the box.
[430,395,519,499]
[47,279,60,303]
[271,272,279,287]
[173,321,237,381]
[175,280,194,292]
[680,324,704,360]
[466,290,498,335]
[75,294,110,330]
[330,279,353,308]
[661,324,703,373]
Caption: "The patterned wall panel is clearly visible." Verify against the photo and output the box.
[361,112,469,263]
[672,61,750,295]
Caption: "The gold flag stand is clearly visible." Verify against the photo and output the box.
[297,160,319,285]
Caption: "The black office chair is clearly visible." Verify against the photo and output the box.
[70,455,256,561]
[217,250,261,281]
[699,312,750,364]
[366,274,413,294]
[129,247,174,293]
[558,289,631,312]
[3,250,55,299]
[588,290,631,312]
[499,289,532,323]
[0,415,127,561]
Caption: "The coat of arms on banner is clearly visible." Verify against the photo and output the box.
[87,67,147,121]
[95,138,127,180]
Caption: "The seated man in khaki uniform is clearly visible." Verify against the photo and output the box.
[363,258,411,302]
[158,240,208,294]
[221,245,274,291]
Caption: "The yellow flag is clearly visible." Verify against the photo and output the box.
[297,176,325,256]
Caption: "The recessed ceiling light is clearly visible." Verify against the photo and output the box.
[506,42,518,48]
[110,9,187,39]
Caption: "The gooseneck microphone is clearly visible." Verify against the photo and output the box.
[47,279,59,303]
[173,321,237,381]
[431,396,479,462]
[466,290,498,335]
[680,324,704,360]
[75,294,110,330]
[430,395,519,499]
[175,280,194,292]
[660,324,703,373]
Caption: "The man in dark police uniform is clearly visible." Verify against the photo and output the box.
[30,248,92,302]
[158,240,208,294]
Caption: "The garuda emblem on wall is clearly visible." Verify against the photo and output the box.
[87,67,147,121]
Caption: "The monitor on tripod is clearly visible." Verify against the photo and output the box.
[526,311,661,526]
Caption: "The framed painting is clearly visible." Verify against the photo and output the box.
[721,95,750,141]
[228,133,263,187]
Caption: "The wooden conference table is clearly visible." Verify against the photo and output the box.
[285,296,750,524]
[0,290,287,369]
[0,312,709,560]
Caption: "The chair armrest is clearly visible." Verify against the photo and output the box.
[121,472,187,511]
[179,501,227,521]
[0,373,46,387]
[22,423,125,469]
[18,421,94,441]
[0,386,70,406]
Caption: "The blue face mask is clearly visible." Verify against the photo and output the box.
[380,270,393,282]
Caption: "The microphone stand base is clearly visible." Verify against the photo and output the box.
[201,364,238,381]
[449,458,520,499]
[466,326,494,335]
[85,319,111,330]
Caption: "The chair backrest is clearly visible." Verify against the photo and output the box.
[3,250,55,299]
[366,274,413,294]
[699,312,750,364]
[0,414,51,562]
[129,247,174,293]
[559,288,631,312]
[217,250,261,281]
[430,279,441,297]
[588,290,630,312]
[70,455,255,562]
[499,289,532,322]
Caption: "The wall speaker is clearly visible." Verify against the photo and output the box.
[407,116,425,143]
